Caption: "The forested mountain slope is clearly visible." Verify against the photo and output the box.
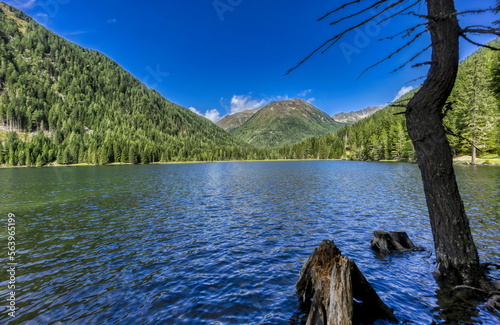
[0,2,241,165]
[278,39,499,162]
[230,98,344,147]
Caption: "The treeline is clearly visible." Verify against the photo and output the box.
[0,2,498,166]
[445,45,500,156]
[0,3,242,166]
[275,104,414,161]
[278,39,500,162]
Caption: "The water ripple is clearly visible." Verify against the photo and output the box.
[0,162,498,324]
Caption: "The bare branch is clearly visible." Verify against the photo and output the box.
[318,0,363,21]
[390,98,411,109]
[376,0,423,26]
[322,0,410,53]
[412,61,432,68]
[404,76,426,85]
[358,29,427,78]
[456,8,499,16]
[462,26,500,37]
[391,44,431,73]
[404,11,429,19]
[463,24,500,31]
[379,23,427,41]
[452,285,488,295]
[286,0,408,74]
[443,125,483,152]
[460,34,500,51]
[328,0,390,26]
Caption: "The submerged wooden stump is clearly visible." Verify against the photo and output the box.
[370,231,423,254]
[297,240,397,324]
[487,295,500,311]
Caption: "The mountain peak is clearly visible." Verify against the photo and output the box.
[332,106,384,124]
[229,99,343,147]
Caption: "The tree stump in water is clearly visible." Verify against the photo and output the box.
[370,231,423,254]
[296,240,397,324]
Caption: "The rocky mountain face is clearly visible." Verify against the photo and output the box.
[216,107,261,130]
[332,106,384,124]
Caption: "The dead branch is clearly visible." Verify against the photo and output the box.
[286,0,408,74]
[328,0,390,26]
[411,61,432,68]
[462,26,500,37]
[318,0,363,21]
[321,0,410,54]
[452,285,488,294]
[456,8,500,16]
[460,34,500,51]
[379,23,427,41]
[404,76,426,85]
[442,101,454,118]
[376,0,423,26]
[358,29,427,78]
[404,11,429,19]
[443,125,483,152]
[452,285,500,296]
[391,44,431,73]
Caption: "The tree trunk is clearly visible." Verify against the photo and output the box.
[405,0,484,286]
[296,240,397,324]
[471,145,476,165]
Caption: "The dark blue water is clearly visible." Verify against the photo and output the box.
[0,161,499,324]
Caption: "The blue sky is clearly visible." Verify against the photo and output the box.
[5,0,498,122]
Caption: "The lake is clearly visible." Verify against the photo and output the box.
[0,161,499,324]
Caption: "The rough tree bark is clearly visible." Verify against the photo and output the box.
[405,0,486,287]
[297,240,397,324]
[288,0,500,291]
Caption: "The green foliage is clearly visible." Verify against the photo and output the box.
[230,98,344,147]
[276,104,415,161]
[445,39,500,156]
[282,39,499,162]
[0,3,241,166]
[0,2,497,166]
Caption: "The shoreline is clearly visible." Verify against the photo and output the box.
[1,157,499,168]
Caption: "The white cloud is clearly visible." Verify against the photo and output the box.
[393,86,414,102]
[297,89,313,97]
[64,30,91,36]
[11,0,37,9]
[306,97,315,104]
[203,109,221,123]
[230,95,267,114]
[222,93,308,117]
[107,18,118,24]
[189,107,221,123]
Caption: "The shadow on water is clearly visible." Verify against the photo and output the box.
[431,283,482,324]
[290,246,500,324]
[431,267,500,325]
[1,162,499,324]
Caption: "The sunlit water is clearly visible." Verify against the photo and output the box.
[0,161,499,324]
